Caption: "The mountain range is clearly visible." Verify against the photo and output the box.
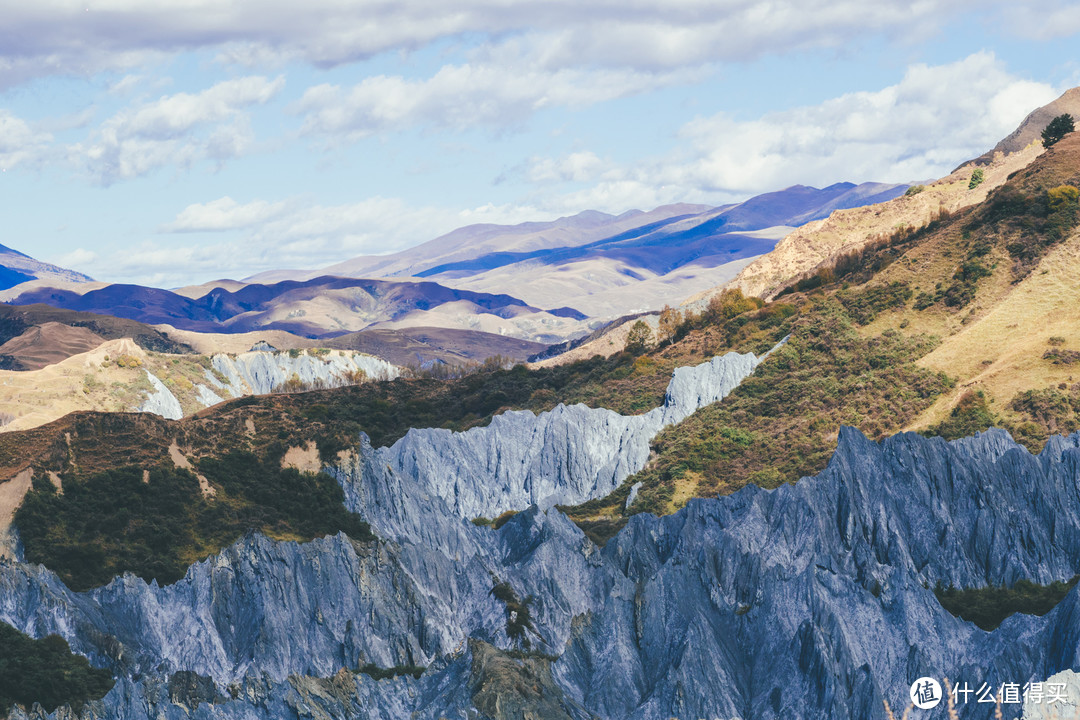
[250,181,907,317]
[0,87,1078,720]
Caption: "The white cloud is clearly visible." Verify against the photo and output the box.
[163,196,288,232]
[523,151,607,183]
[0,111,53,171]
[1001,3,1080,40]
[671,52,1057,193]
[69,75,284,184]
[296,64,694,141]
[522,52,1059,207]
[52,248,98,269]
[0,0,998,88]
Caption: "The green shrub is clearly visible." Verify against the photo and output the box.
[935,576,1079,630]
[922,390,997,441]
[1007,388,1080,450]
[624,320,653,355]
[0,622,114,716]
[836,281,912,325]
[598,299,948,509]
[16,454,374,590]
[905,185,926,196]
[355,663,425,680]
[1041,113,1075,148]
[968,168,984,190]
[492,581,536,646]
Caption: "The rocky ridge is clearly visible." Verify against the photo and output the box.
[4,352,1080,718]
[136,349,399,420]
[348,348,766,525]
[206,349,398,397]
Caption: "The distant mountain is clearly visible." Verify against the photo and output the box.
[250,183,907,318]
[0,303,193,370]
[247,204,713,284]
[0,244,93,291]
[5,275,584,344]
[325,326,547,368]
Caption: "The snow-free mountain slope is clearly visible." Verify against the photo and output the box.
[973,86,1080,163]
[724,143,1042,301]
[247,205,713,283]
[248,183,906,319]
[4,275,583,343]
[0,244,93,291]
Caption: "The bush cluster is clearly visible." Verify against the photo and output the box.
[935,576,1079,630]
[492,581,536,647]
[0,623,113,715]
[921,390,997,441]
[616,299,948,514]
[16,452,374,590]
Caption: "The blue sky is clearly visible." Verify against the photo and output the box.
[1,1,1078,288]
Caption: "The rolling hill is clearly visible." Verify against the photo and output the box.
[4,275,584,344]
[248,182,907,317]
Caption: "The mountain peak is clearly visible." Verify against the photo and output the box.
[974,85,1080,163]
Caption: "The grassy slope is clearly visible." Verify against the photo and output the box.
[569,131,1080,521]
[860,133,1080,449]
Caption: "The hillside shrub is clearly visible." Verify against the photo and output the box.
[16,455,374,590]
[836,281,912,325]
[355,663,425,680]
[599,299,948,513]
[624,321,653,355]
[0,623,114,716]
[935,576,1079,630]
[492,581,536,646]
[1007,388,1080,451]
[922,390,997,441]
[1041,113,1075,148]
[968,168,984,190]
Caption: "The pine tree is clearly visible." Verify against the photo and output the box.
[1041,114,1075,148]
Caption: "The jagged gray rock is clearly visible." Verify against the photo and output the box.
[345,348,765,527]
[208,350,398,397]
[137,369,183,420]
[194,384,225,407]
[1022,669,1080,718]
[9,346,1080,719]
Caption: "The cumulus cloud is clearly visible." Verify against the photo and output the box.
[520,151,608,184]
[296,64,694,140]
[1001,3,1080,40]
[162,196,288,232]
[666,52,1057,193]
[69,75,284,184]
[0,0,996,88]
[0,111,53,170]
[52,248,98,269]
[517,52,1058,211]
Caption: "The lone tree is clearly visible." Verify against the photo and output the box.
[1041,113,1075,148]
[624,320,653,354]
